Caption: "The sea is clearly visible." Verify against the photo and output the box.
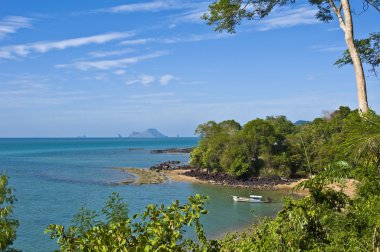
[0,138,290,251]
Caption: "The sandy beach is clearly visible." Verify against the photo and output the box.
[117,168,357,198]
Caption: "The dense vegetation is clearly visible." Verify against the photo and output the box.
[190,106,358,179]
[45,194,218,251]
[0,175,19,252]
[218,111,380,251]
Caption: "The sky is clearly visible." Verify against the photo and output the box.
[0,0,379,137]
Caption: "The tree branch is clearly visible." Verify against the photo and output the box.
[366,0,380,12]
[328,0,346,32]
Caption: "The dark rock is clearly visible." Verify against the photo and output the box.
[183,170,296,189]
[150,148,193,154]
[149,161,191,171]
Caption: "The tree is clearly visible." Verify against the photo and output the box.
[0,175,19,251]
[203,0,379,114]
[46,193,216,251]
[336,32,380,76]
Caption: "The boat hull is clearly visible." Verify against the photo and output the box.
[232,196,262,203]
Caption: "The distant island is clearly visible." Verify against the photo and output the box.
[129,128,168,138]
[294,120,310,126]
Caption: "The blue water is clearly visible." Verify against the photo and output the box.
[0,138,289,251]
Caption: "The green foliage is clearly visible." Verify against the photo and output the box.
[217,110,380,251]
[203,1,378,34]
[191,113,340,178]
[46,193,217,251]
[0,175,19,252]
[202,0,296,33]
[335,32,380,76]
[190,107,380,180]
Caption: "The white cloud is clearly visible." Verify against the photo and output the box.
[56,52,165,70]
[120,38,153,46]
[0,16,32,40]
[161,33,232,43]
[114,69,126,75]
[172,10,207,24]
[126,74,155,86]
[96,1,209,14]
[159,74,175,85]
[0,32,133,59]
[103,1,177,13]
[87,49,134,58]
[310,44,346,52]
[168,2,209,24]
[257,6,320,31]
[128,92,174,99]
[119,33,232,47]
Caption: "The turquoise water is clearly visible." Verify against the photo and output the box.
[0,138,289,251]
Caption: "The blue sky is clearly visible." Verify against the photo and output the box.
[0,0,379,137]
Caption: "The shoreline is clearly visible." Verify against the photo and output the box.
[166,170,357,197]
[165,169,309,196]
[116,167,309,196]
[116,168,357,197]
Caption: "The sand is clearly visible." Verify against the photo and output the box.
[116,168,358,198]
[115,168,167,185]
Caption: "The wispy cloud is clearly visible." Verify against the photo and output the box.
[169,2,209,24]
[257,6,319,31]
[57,52,165,71]
[126,73,176,86]
[159,74,175,85]
[87,49,135,58]
[114,69,126,75]
[0,32,132,59]
[120,33,232,46]
[103,1,177,13]
[95,1,208,14]
[128,92,174,99]
[174,10,206,23]
[120,38,153,46]
[310,44,346,52]
[0,16,32,40]
[126,74,156,86]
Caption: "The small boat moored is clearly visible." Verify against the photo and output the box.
[232,195,271,203]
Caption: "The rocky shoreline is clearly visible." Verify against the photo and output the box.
[149,161,191,171]
[182,170,297,189]
[115,162,356,197]
[148,161,297,189]
[116,161,299,190]
[150,148,193,154]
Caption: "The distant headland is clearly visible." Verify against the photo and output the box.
[128,128,168,138]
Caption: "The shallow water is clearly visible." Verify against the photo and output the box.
[0,138,289,251]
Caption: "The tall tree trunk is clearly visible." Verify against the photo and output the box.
[341,0,369,113]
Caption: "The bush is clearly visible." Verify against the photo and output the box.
[0,175,19,251]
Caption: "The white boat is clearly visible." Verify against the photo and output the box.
[249,195,262,200]
[232,195,263,203]
[232,195,271,203]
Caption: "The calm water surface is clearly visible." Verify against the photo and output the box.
[0,138,290,251]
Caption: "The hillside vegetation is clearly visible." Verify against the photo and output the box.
[190,106,359,179]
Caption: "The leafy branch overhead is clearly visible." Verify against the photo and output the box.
[203,0,379,33]
[336,32,380,76]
